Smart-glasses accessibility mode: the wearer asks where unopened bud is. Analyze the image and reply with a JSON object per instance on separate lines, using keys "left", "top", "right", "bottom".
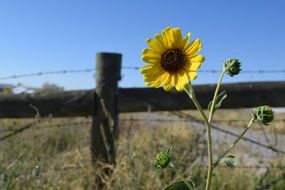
{"left": 253, "top": 105, "right": 274, "bottom": 125}
{"left": 224, "top": 58, "right": 241, "bottom": 77}
{"left": 154, "top": 152, "right": 171, "bottom": 168}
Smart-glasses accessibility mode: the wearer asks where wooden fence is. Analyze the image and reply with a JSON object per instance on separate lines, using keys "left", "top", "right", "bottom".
{"left": 1, "top": 81, "right": 285, "bottom": 118}
{"left": 0, "top": 52, "right": 285, "bottom": 186}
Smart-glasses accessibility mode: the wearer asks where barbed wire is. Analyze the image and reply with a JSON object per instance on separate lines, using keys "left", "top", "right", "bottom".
{"left": 118, "top": 87, "right": 285, "bottom": 155}
{"left": 0, "top": 91, "right": 91, "bottom": 141}
{"left": 120, "top": 118, "right": 285, "bottom": 123}
{"left": 1, "top": 67, "right": 285, "bottom": 80}
{"left": 3, "top": 163, "right": 285, "bottom": 178}
{"left": 0, "top": 120, "right": 92, "bottom": 133}
{"left": 1, "top": 114, "right": 285, "bottom": 155}
{"left": 1, "top": 116, "right": 285, "bottom": 189}
{"left": 120, "top": 117, "right": 285, "bottom": 154}
{"left": 1, "top": 117, "right": 284, "bottom": 133}
{"left": 1, "top": 88, "right": 285, "bottom": 153}
{"left": 0, "top": 68, "right": 95, "bottom": 80}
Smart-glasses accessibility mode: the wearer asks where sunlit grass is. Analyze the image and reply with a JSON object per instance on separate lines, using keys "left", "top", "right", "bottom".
{"left": 0, "top": 112, "right": 284, "bottom": 189}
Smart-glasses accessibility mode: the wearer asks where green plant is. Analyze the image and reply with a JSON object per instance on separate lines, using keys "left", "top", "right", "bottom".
{"left": 140, "top": 27, "right": 275, "bottom": 190}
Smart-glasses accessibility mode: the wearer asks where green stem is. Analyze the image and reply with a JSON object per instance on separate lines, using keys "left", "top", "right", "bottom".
{"left": 208, "top": 71, "right": 226, "bottom": 123}
{"left": 185, "top": 70, "right": 226, "bottom": 190}
{"left": 204, "top": 71, "right": 226, "bottom": 190}
{"left": 184, "top": 84, "right": 212, "bottom": 190}
{"left": 213, "top": 118, "right": 254, "bottom": 168}
{"left": 184, "top": 84, "right": 209, "bottom": 126}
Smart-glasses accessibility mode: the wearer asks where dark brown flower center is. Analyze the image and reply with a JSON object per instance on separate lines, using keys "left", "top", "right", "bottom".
{"left": 160, "top": 48, "right": 186, "bottom": 73}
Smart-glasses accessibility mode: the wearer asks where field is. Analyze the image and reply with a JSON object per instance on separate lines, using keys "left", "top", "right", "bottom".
{"left": 0, "top": 109, "right": 285, "bottom": 190}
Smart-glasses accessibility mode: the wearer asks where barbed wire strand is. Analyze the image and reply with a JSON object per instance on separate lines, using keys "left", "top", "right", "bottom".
{"left": 1, "top": 86, "right": 285, "bottom": 153}
{"left": 4, "top": 164, "right": 285, "bottom": 179}
{"left": 1, "top": 67, "right": 285, "bottom": 80}
{"left": 1, "top": 113, "right": 285, "bottom": 155}
{"left": 0, "top": 91, "right": 91, "bottom": 141}
{"left": 0, "top": 68, "right": 95, "bottom": 80}
{"left": 1, "top": 71, "right": 284, "bottom": 187}
{"left": 0, "top": 120, "right": 92, "bottom": 133}
{"left": 3, "top": 117, "right": 285, "bottom": 133}
{"left": 121, "top": 118, "right": 285, "bottom": 123}
{"left": 121, "top": 117, "right": 285, "bottom": 154}
{"left": 119, "top": 91, "right": 285, "bottom": 155}
{"left": 1, "top": 116, "right": 285, "bottom": 187}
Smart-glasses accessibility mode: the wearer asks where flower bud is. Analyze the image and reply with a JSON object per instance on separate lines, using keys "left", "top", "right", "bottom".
{"left": 154, "top": 151, "right": 171, "bottom": 169}
{"left": 253, "top": 105, "right": 274, "bottom": 125}
{"left": 154, "top": 146, "right": 172, "bottom": 168}
{"left": 223, "top": 58, "right": 241, "bottom": 77}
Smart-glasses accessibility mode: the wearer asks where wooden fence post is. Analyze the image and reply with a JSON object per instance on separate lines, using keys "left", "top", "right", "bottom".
{"left": 91, "top": 52, "right": 122, "bottom": 184}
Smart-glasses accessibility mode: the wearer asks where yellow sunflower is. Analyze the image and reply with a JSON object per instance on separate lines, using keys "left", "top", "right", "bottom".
{"left": 140, "top": 27, "right": 205, "bottom": 91}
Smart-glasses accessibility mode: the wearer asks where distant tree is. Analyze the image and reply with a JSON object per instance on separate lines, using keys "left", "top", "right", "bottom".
{"left": 0, "top": 84, "right": 14, "bottom": 95}
{"left": 34, "top": 83, "right": 64, "bottom": 94}
{"left": 0, "top": 87, "right": 13, "bottom": 95}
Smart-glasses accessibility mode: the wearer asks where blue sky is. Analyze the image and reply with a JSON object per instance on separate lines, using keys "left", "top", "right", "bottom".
{"left": 0, "top": 0, "right": 284, "bottom": 90}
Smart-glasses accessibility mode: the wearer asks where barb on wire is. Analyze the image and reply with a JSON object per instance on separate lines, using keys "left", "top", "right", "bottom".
{"left": 0, "top": 68, "right": 95, "bottom": 80}
{"left": 1, "top": 67, "right": 285, "bottom": 80}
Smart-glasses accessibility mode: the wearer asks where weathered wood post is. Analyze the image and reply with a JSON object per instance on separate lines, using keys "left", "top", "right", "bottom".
{"left": 91, "top": 52, "right": 122, "bottom": 184}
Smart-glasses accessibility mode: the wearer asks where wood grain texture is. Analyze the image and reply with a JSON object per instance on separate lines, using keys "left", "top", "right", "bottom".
{"left": 0, "top": 81, "right": 284, "bottom": 118}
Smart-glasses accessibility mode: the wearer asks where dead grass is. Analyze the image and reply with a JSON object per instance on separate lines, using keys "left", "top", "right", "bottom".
{"left": 0, "top": 111, "right": 285, "bottom": 189}
{"left": 159, "top": 108, "right": 285, "bottom": 134}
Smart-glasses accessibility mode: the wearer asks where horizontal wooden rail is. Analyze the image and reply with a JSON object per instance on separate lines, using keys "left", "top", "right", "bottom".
{"left": 0, "top": 81, "right": 284, "bottom": 118}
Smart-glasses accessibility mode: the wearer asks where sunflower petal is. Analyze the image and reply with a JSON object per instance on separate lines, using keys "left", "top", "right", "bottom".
{"left": 189, "top": 62, "right": 202, "bottom": 71}
{"left": 189, "top": 72, "right": 197, "bottom": 80}
{"left": 180, "top": 72, "right": 190, "bottom": 87}
{"left": 152, "top": 77, "right": 162, "bottom": 88}
{"left": 174, "top": 72, "right": 189, "bottom": 91}
{"left": 181, "top": 32, "right": 191, "bottom": 48}
{"left": 147, "top": 38, "right": 163, "bottom": 53}
{"left": 162, "top": 27, "right": 172, "bottom": 48}
{"left": 172, "top": 28, "right": 182, "bottom": 48}
{"left": 144, "top": 73, "right": 160, "bottom": 83}
{"left": 155, "top": 34, "right": 166, "bottom": 50}
{"left": 190, "top": 55, "right": 205, "bottom": 63}
{"left": 185, "top": 39, "right": 203, "bottom": 56}
{"left": 164, "top": 74, "right": 174, "bottom": 91}
{"left": 160, "top": 71, "right": 169, "bottom": 84}
{"left": 175, "top": 81, "right": 184, "bottom": 91}
{"left": 142, "top": 57, "right": 160, "bottom": 64}
{"left": 141, "top": 27, "right": 204, "bottom": 91}
{"left": 142, "top": 48, "right": 160, "bottom": 58}
{"left": 142, "top": 48, "right": 161, "bottom": 63}
{"left": 140, "top": 64, "right": 162, "bottom": 74}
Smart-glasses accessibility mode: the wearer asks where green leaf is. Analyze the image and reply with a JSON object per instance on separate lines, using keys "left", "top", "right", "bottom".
{"left": 163, "top": 180, "right": 196, "bottom": 190}
{"left": 219, "top": 155, "right": 239, "bottom": 168}
{"left": 208, "top": 90, "right": 227, "bottom": 114}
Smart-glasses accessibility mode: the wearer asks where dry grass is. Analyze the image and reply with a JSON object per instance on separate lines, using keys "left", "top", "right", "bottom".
{"left": 0, "top": 111, "right": 285, "bottom": 189}
{"left": 160, "top": 108, "right": 285, "bottom": 134}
